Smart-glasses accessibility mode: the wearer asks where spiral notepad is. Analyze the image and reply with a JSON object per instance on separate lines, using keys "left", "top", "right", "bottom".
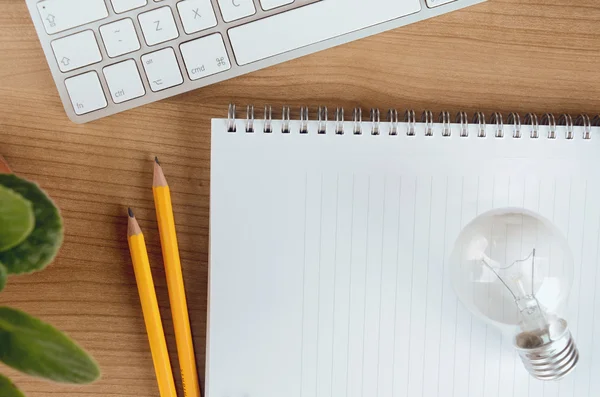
{"left": 208, "top": 105, "right": 600, "bottom": 397}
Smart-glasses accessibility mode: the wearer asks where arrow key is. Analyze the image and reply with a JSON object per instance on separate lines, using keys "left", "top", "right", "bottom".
{"left": 51, "top": 30, "right": 102, "bottom": 73}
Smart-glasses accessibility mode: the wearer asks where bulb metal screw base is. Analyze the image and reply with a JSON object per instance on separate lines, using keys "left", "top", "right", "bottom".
{"left": 516, "top": 326, "right": 579, "bottom": 381}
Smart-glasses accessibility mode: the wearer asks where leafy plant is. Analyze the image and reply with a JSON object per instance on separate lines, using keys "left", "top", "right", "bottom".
{"left": 0, "top": 158, "right": 100, "bottom": 396}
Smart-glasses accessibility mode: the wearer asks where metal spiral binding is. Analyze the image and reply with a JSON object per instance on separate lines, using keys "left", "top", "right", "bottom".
{"left": 388, "top": 109, "right": 399, "bottom": 136}
{"left": 264, "top": 105, "right": 272, "bottom": 133}
{"left": 421, "top": 110, "right": 434, "bottom": 137}
{"left": 226, "top": 105, "right": 597, "bottom": 140}
{"left": 558, "top": 114, "right": 573, "bottom": 140}
{"left": 282, "top": 106, "right": 290, "bottom": 134}
{"left": 507, "top": 113, "right": 521, "bottom": 138}
{"left": 300, "top": 106, "right": 309, "bottom": 134}
{"left": 353, "top": 108, "right": 362, "bottom": 135}
{"left": 227, "top": 103, "right": 236, "bottom": 132}
{"left": 524, "top": 113, "right": 539, "bottom": 139}
{"left": 245, "top": 105, "right": 254, "bottom": 133}
{"left": 576, "top": 114, "right": 592, "bottom": 140}
{"left": 439, "top": 111, "right": 451, "bottom": 137}
{"left": 318, "top": 107, "right": 328, "bottom": 134}
{"left": 490, "top": 113, "right": 504, "bottom": 138}
{"left": 541, "top": 113, "right": 557, "bottom": 139}
{"left": 335, "top": 108, "right": 344, "bottom": 135}
{"left": 456, "top": 111, "right": 468, "bottom": 137}
{"left": 371, "top": 108, "right": 380, "bottom": 135}
{"left": 473, "top": 112, "right": 486, "bottom": 138}
{"left": 404, "top": 109, "right": 416, "bottom": 136}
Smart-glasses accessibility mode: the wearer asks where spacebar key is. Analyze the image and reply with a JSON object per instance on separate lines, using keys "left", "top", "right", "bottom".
{"left": 37, "top": 0, "right": 109, "bottom": 35}
{"left": 229, "top": 0, "right": 421, "bottom": 65}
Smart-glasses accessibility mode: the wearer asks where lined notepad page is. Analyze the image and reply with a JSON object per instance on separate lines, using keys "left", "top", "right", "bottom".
{"left": 209, "top": 119, "right": 600, "bottom": 397}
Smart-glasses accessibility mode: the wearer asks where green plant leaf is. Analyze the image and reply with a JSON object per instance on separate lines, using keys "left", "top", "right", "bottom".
{"left": 0, "top": 175, "right": 63, "bottom": 274}
{"left": 0, "top": 373, "right": 25, "bottom": 397}
{"left": 0, "top": 263, "right": 7, "bottom": 292}
{"left": 0, "top": 185, "right": 34, "bottom": 252}
{"left": 0, "top": 307, "right": 100, "bottom": 384}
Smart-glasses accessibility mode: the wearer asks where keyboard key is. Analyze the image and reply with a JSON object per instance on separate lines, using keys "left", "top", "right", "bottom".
{"left": 138, "top": 6, "right": 179, "bottom": 46}
{"left": 103, "top": 60, "right": 146, "bottom": 103}
{"left": 180, "top": 34, "right": 230, "bottom": 80}
{"left": 141, "top": 48, "right": 183, "bottom": 92}
{"left": 259, "top": 0, "right": 294, "bottom": 10}
{"left": 425, "top": 0, "right": 456, "bottom": 7}
{"left": 64, "top": 71, "right": 107, "bottom": 115}
{"left": 51, "top": 30, "right": 102, "bottom": 72}
{"left": 111, "top": 0, "right": 148, "bottom": 14}
{"left": 37, "top": 0, "right": 108, "bottom": 35}
{"left": 217, "top": 0, "right": 255, "bottom": 22}
{"left": 229, "top": 0, "right": 421, "bottom": 65}
{"left": 177, "top": 0, "right": 218, "bottom": 34}
{"left": 100, "top": 19, "right": 141, "bottom": 58}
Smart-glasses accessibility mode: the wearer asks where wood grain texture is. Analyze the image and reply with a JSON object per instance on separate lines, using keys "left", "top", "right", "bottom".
{"left": 1, "top": 0, "right": 599, "bottom": 395}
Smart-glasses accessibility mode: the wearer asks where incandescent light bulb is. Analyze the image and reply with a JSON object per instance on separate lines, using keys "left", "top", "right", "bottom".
{"left": 449, "top": 208, "right": 579, "bottom": 380}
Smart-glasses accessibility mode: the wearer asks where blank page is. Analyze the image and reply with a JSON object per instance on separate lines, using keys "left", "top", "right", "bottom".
{"left": 209, "top": 118, "right": 600, "bottom": 397}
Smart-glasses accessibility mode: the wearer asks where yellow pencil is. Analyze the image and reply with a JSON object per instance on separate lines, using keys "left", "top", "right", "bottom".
{"left": 152, "top": 158, "right": 200, "bottom": 397}
{"left": 0, "top": 155, "right": 11, "bottom": 173}
{"left": 127, "top": 209, "right": 178, "bottom": 397}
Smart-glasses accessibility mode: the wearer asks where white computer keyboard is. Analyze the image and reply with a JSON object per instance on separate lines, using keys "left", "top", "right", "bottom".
{"left": 26, "top": 0, "right": 485, "bottom": 123}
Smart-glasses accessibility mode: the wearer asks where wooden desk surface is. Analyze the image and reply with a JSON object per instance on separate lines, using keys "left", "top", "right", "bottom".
{"left": 1, "top": 0, "right": 600, "bottom": 395}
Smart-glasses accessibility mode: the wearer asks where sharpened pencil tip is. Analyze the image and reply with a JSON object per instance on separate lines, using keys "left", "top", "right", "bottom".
{"left": 154, "top": 156, "right": 160, "bottom": 165}
{"left": 128, "top": 208, "right": 134, "bottom": 218}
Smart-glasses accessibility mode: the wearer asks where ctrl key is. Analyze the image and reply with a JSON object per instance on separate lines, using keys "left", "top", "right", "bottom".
{"left": 103, "top": 60, "right": 146, "bottom": 104}
{"left": 65, "top": 72, "right": 107, "bottom": 115}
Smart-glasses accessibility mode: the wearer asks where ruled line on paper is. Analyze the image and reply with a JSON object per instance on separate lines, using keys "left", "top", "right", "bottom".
{"left": 511, "top": 177, "right": 527, "bottom": 397}
{"left": 556, "top": 178, "right": 573, "bottom": 397}
{"left": 406, "top": 178, "right": 418, "bottom": 397}
{"left": 502, "top": 176, "right": 521, "bottom": 394}
{"left": 575, "top": 181, "right": 588, "bottom": 342}
{"left": 511, "top": 179, "right": 526, "bottom": 397}
{"left": 375, "top": 177, "right": 387, "bottom": 397}
{"left": 574, "top": 179, "right": 598, "bottom": 397}
{"left": 420, "top": 176, "right": 435, "bottom": 396}
{"left": 467, "top": 176, "right": 481, "bottom": 397}
{"left": 497, "top": 176, "right": 513, "bottom": 397}
{"left": 436, "top": 176, "right": 451, "bottom": 396}
{"left": 437, "top": 176, "right": 460, "bottom": 396}
{"left": 344, "top": 175, "right": 355, "bottom": 397}
{"left": 482, "top": 175, "right": 497, "bottom": 395}
{"left": 589, "top": 213, "right": 600, "bottom": 394}
{"left": 543, "top": 176, "right": 552, "bottom": 397}
{"left": 391, "top": 177, "right": 402, "bottom": 397}
{"left": 315, "top": 174, "right": 324, "bottom": 397}
{"left": 330, "top": 174, "right": 340, "bottom": 397}
{"left": 300, "top": 172, "right": 308, "bottom": 397}
{"left": 529, "top": 177, "right": 542, "bottom": 397}
{"left": 452, "top": 176, "right": 465, "bottom": 397}
{"left": 529, "top": 177, "right": 550, "bottom": 397}
{"left": 359, "top": 177, "right": 370, "bottom": 397}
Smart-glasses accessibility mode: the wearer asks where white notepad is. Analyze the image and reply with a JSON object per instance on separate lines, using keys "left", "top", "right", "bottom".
{"left": 209, "top": 109, "right": 600, "bottom": 397}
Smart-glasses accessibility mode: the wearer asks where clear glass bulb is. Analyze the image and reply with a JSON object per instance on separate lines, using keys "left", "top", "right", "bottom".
{"left": 449, "top": 208, "right": 579, "bottom": 380}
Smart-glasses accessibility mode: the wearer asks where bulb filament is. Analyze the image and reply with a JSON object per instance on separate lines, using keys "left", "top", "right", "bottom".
{"left": 480, "top": 248, "right": 549, "bottom": 332}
